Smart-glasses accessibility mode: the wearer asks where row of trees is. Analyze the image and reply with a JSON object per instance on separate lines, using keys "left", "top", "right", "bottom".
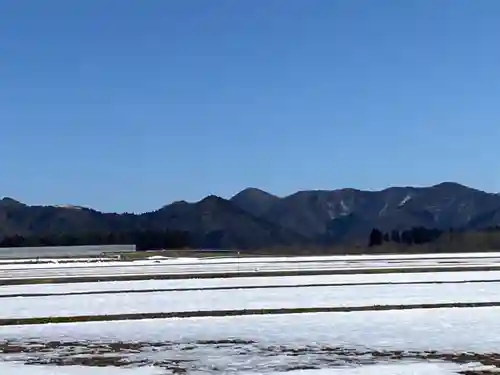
{"left": 2, "top": 226, "right": 500, "bottom": 253}
{"left": 368, "top": 227, "right": 443, "bottom": 247}
{"left": 0, "top": 230, "right": 192, "bottom": 251}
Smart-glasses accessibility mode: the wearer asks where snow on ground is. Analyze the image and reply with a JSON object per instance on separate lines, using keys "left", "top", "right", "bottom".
{"left": 2, "top": 251, "right": 500, "bottom": 270}
{"left": 2, "top": 308, "right": 500, "bottom": 374}
{"left": 0, "top": 258, "right": 116, "bottom": 264}
{"left": 2, "top": 307, "right": 499, "bottom": 354}
{"left": 2, "top": 281, "right": 500, "bottom": 319}
{"left": 0, "top": 361, "right": 476, "bottom": 375}
{"left": 3, "top": 254, "right": 500, "bottom": 373}
{"left": 0, "top": 362, "right": 164, "bottom": 374}
{"left": 267, "top": 363, "right": 470, "bottom": 375}
{"left": 3, "top": 261, "right": 500, "bottom": 282}
{"left": 1, "top": 270, "right": 500, "bottom": 296}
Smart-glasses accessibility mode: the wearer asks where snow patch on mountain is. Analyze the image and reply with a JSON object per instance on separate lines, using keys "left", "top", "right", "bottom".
{"left": 340, "top": 200, "right": 350, "bottom": 216}
{"left": 53, "top": 205, "right": 84, "bottom": 210}
{"left": 398, "top": 195, "right": 412, "bottom": 208}
{"left": 379, "top": 203, "right": 388, "bottom": 216}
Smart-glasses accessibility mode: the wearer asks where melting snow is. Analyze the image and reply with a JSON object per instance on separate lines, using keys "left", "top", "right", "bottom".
{"left": 326, "top": 202, "right": 336, "bottom": 219}
{"left": 379, "top": 203, "right": 388, "bottom": 216}
{"left": 266, "top": 362, "right": 468, "bottom": 374}
{"left": 398, "top": 195, "right": 412, "bottom": 207}
{"left": 52, "top": 205, "right": 84, "bottom": 210}
{"left": 0, "top": 361, "right": 475, "bottom": 374}
{"left": 340, "top": 199, "right": 350, "bottom": 216}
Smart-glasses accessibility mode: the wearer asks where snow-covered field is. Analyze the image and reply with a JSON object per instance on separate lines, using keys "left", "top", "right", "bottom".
{"left": 0, "top": 257, "right": 118, "bottom": 265}
{"left": 2, "top": 281, "right": 500, "bottom": 319}
{"left": 2, "top": 269, "right": 500, "bottom": 296}
{"left": 2, "top": 307, "right": 499, "bottom": 352}
{"left": 1, "top": 309, "right": 500, "bottom": 373}
{"left": 0, "top": 361, "right": 488, "bottom": 375}
{"left": 3, "top": 252, "right": 500, "bottom": 281}
{"left": 2, "top": 253, "right": 500, "bottom": 374}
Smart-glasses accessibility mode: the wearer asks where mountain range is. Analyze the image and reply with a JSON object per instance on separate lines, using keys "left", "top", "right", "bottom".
{"left": 2, "top": 182, "right": 500, "bottom": 249}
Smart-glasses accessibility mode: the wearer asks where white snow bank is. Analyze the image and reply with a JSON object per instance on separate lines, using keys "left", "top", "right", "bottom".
{"left": 0, "top": 362, "right": 163, "bottom": 374}
{"left": 2, "top": 307, "right": 500, "bottom": 354}
{"left": 0, "top": 361, "right": 482, "bottom": 374}
{"left": 266, "top": 362, "right": 463, "bottom": 374}
{"left": 2, "top": 251, "right": 500, "bottom": 270}
{"left": 1, "top": 270, "right": 499, "bottom": 296}
{"left": 2, "top": 281, "right": 499, "bottom": 319}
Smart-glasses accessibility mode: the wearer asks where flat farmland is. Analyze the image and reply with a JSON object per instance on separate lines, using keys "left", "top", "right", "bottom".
{"left": 3, "top": 252, "right": 500, "bottom": 283}
{"left": 1, "top": 252, "right": 500, "bottom": 374}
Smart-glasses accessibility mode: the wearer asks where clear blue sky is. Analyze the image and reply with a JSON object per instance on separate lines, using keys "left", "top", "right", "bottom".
{"left": 1, "top": 0, "right": 499, "bottom": 213}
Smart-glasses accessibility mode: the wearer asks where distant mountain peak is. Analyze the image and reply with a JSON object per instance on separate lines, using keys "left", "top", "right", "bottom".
{"left": 171, "top": 200, "right": 188, "bottom": 205}
{"left": 231, "top": 187, "right": 277, "bottom": 200}
{"left": 2, "top": 181, "right": 500, "bottom": 250}
{"left": 0, "top": 197, "right": 24, "bottom": 206}
{"left": 430, "top": 182, "right": 487, "bottom": 196}
{"left": 201, "top": 194, "right": 223, "bottom": 201}
{"left": 431, "top": 182, "right": 471, "bottom": 190}
{"left": 230, "top": 187, "right": 280, "bottom": 217}
{"left": 198, "top": 195, "right": 227, "bottom": 205}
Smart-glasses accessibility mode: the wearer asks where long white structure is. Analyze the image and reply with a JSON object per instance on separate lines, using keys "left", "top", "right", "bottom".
{"left": 0, "top": 244, "right": 136, "bottom": 259}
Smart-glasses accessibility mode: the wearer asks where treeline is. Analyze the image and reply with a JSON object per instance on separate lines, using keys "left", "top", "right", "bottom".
{"left": 368, "top": 226, "right": 500, "bottom": 252}
{"left": 368, "top": 227, "right": 444, "bottom": 247}
{"left": 0, "top": 230, "right": 192, "bottom": 251}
